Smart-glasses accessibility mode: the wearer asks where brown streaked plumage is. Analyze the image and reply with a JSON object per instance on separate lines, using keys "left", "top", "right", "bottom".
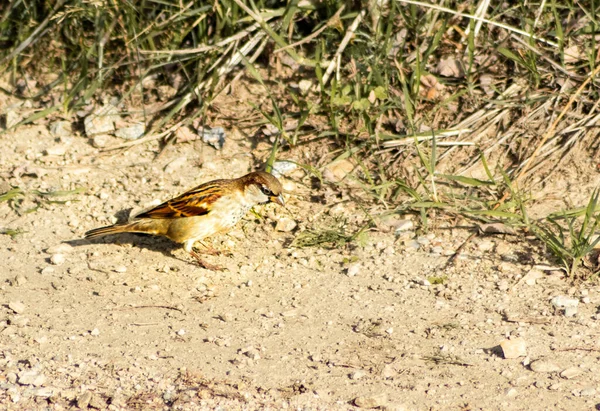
{"left": 85, "top": 171, "right": 284, "bottom": 269}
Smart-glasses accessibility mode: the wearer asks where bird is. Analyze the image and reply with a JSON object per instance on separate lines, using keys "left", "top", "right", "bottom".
{"left": 85, "top": 171, "right": 285, "bottom": 270}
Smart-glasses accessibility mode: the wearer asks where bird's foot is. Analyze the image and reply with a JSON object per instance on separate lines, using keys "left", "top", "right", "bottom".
{"left": 189, "top": 250, "right": 224, "bottom": 271}
{"left": 196, "top": 243, "right": 233, "bottom": 257}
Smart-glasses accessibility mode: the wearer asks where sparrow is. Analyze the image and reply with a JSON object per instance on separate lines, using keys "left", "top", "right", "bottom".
{"left": 85, "top": 171, "right": 284, "bottom": 269}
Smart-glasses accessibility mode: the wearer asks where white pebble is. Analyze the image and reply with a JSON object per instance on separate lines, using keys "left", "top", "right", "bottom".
{"left": 50, "top": 254, "right": 65, "bottom": 265}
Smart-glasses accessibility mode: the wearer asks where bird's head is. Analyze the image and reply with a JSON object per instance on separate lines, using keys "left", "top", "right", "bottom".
{"left": 241, "top": 171, "right": 285, "bottom": 206}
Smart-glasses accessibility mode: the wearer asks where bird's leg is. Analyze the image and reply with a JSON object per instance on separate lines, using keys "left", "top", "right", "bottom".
{"left": 195, "top": 240, "right": 233, "bottom": 257}
{"left": 189, "top": 249, "right": 224, "bottom": 271}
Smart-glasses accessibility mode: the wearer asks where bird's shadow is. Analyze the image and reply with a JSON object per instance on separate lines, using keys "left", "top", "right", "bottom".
{"left": 66, "top": 208, "right": 190, "bottom": 263}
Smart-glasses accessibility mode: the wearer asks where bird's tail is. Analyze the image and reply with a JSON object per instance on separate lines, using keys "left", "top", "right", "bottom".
{"left": 84, "top": 220, "right": 167, "bottom": 239}
{"left": 85, "top": 223, "right": 133, "bottom": 239}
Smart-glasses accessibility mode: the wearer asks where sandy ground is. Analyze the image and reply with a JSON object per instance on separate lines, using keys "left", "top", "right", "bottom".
{"left": 2, "top": 117, "right": 600, "bottom": 411}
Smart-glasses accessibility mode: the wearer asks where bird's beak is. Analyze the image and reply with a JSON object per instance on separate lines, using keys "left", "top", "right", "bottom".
{"left": 270, "top": 194, "right": 285, "bottom": 206}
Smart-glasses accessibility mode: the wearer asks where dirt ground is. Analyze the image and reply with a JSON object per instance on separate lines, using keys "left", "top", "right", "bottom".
{"left": 2, "top": 103, "right": 600, "bottom": 411}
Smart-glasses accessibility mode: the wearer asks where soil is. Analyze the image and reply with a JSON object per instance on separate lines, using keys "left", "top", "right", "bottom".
{"left": 2, "top": 105, "right": 600, "bottom": 411}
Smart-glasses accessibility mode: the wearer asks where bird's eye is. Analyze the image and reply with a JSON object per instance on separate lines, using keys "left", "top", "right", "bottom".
{"left": 260, "top": 185, "right": 273, "bottom": 196}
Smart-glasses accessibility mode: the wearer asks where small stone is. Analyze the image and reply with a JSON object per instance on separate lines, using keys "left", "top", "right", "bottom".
{"left": 41, "top": 267, "right": 55, "bottom": 275}
{"left": 523, "top": 269, "right": 543, "bottom": 286}
{"left": 530, "top": 359, "right": 561, "bottom": 373}
{"left": 50, "top": 254, "right": 65, "bottom": 265}
{"left": 90, "top": 328, "right": 100, "bottom": 336}
{"left": 115, "top": 122, "right": 145, "bottom": 140}
{"left": 84, "top": 105, "right": 119, "bottom": 136}
{"left": 10, "top": 315, "right": 29, "bottom": 327}
{"left": 4, "top": 110, "right": 20, "bottom": 129}
{"left": 18, "top": 370, "right": 46, "bottom": 386}
{"left": 177, "top": 329, "right": 186, "bottom": 336}
{"left": 394, "top": 219, "right": 414, "bottom": 233}
{"left": 505, "top": 387, "right": 517, "bottom": 397}
{"left": 275, "top": 217, "right": 297, "bottom": 232}
{"left": 92, "top": 134, "right": 109, "bottom": 148}
{"left": 497, "top": 280, "right": 510, "bottom": 291}
{"left": 350, "top": 370, "right": 366, "bottom": 380}
{"left": 323, "top": 159, "right": 354, "bottom": 182}
{"left": 551, "top": 295, "right": 579, "bottom": 308}
{"left": 549, "top": 383, "right": 561, "bottom": 391}
{"left": 89, "top": 393, "right": 106, "bottom": 409}
{"left": 354, "top": 394, "right": 387, "bottom": 408}
{"left": 582, "top": 297, "right": 591, "bottom": 304}
{"left": 281, "top": 310, "right": 297, "bottom": 317}
{"left": 346, "top": 264, "right": 360, "bottom": 277}
{"left": 46, "top": 243, "right": 73, "bottom": 254}
{"left": 77, "top": 391, "right": 92, "bottom": 409}
{"left": 45, "top": 145, "right": 67, "bottom": 156}
{"left": 500, "top": 337, "right": 527, "bottom": 359}
{"left": 416, "top": 236, "right": 430, "bottom": 246}
{"left": 298, "top": 79, "right": 312, "bottom": 95}
{"left": 564, "top": 306, "right": 578, "bottom": 317}
{"left": 560, "top": 367, "right": 581, "bottom": 379}
{"left": 113, "top": 265, "right": 127, "bottom": 273}
{"left": 12, "top": 274, "right": 27, "bottom": 286}
{"left": 33, "top": 387, "right": 54, "bottom": 398}
{"left": 271, "top": 161, "right": 297, "bottom": 178}
{"left": 243, "top": 347, "right": 261, "bottom": 360}
{"left": 49, "top": 121, "right": 72, "bottom": 137}
{"left": 198, "top": 126, "right": 225, "bottom": 149}
{"left": 477, "top": 240, "right": 495, "bottom": 252}
{"left": 581, "top": 387, "right": 597, "bottom": 397}
{"left": 8, "top": 301, "right": 26, "bottom": 314}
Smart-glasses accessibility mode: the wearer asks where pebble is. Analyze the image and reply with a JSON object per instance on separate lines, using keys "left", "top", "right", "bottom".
{"left": 560, "top": 367, "right": 581, "bottom": 379}
{"left": 49, "top": 120, "right": 72, "bottom": 137}
{"left": 346, "top": 264, "right": 360, "bottom": 277}
{"left": 50, "top": 254, "right": 65, "bottom": 265}
{"left": 11, "top": 274, "right": 27, "bottom": 286}
{"left": 500, "top": 337, "right": 527, "bottom": 359}
{"left": 551, "top": 295, "right": 579, "bottom": 317}
{"left": 33, "top": 387, "right": 54, "bottom": 398}
{"left": 41, "top": 267, "right": 55, "bottom": 275}
{"left": 497, "top": 280, "right": 510, "bottom": 291}
{"left": 115, "top": 122, "right": 145, "bottom": 140}
{"left": 416, "top": 236, "right": 430, "bottom": 246}
{"left": 354, "top": 394, "right": 387, "bottom": 408}
{"left": 8, "top": 301, "right": 26, "bottom": 314}
{"left": 45, "top": 145, "right": 67, "bottom": 156}
{"left": 18, "top": 370, "right": 46, "bottom": 386}
{"left": 46, "top": 243, "right": 73, "bottom": 254}
{"left": 271, "top": 161, "right": 297, "bottom": 177}
{"left": 394, "top": 219, "right": 414, "bottom": 233}
{"left": 298, "top": 79, "right": 312, "bottom": 95}
{"left": 77, "top": 391, "right": 92, "bottom": 408}
{"left": 350, "top": 370, "right": 366, "bottom": 380}
{"left": 114, "top": 265, "right": 127, "bottom": 273}
{"left": 199, "top": 126, "right": 226, "bottom": 149}
{"left": 84, "top": 105, "right": 119, "bottom": 136}
{"left": 551, "top": 295, "right": 579, "bottom": 308}
{"left": 477, "top": 240, "right": 495, "bottom": 252}
{"left": 92, "top": 134, "right": 109, "bottom": 148}
{"left": 323, "top": 159, "right": 354, "bottom": 182}
{"left": 530, "top": 359, "right": 561, "bottom": 373}
{"left": 523, "top": 269, "right": 543, "bottom": 286}
{"left": 505, "top": 387, "right": 517, "bottom": 397}
{"left": 581, "top": 387, "right": 597, "bottom": 396}
{"left": 90, "top": 328, "right": 100, "bottom": 336}
{"left": 275, "top": 217, "right": 297, "bottom": 232}
{"left": 10, "top": 316, "right": 29, "bottom": 328}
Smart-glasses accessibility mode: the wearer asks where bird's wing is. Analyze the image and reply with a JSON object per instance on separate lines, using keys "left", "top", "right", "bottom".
{"left": 135, "top": 181, "right": 227, "bottom": 219}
